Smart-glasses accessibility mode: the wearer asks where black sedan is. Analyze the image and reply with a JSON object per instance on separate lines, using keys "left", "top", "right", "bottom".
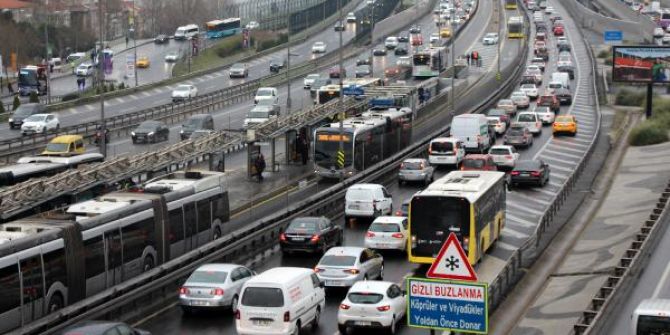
{"left": 60, "top": 321, "right": 151, "bottom": 335}
{"left": 269, "top": 59, "right": 286, "bottom": 73}
{"left": 409, "top": 25, "right": 421, "bottom": 34}
{"left": 356, "top": 57, "right": 372, "bottom": 66}
{"left": 398, "top": 33, "right": 409, "bottom": 42}
{"left": 394, "top": 43, "right": 409, "bottom": 56}
{"left": 280, "top": 217, "right": 343, "bottom": 254}
{"left": 510, "top": 160, "right": 551, "bottom": 187}
{"left": 554, "top": 87, "right": 573, "bottom": 105}
{"left": 373, "top": 47, "right": 387, "bottom": 56}
{"left": 154, "top": 34, "right": 169, "bottom": 44}
{"left": 131, "top": 120, "right": 170, "bottom": 144}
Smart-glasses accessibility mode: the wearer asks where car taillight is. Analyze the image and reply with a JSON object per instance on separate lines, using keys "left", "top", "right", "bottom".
{"left": 531, "top": 171, "right": 541, "bottom": 177}
{"left": 314, "top": 267, "right": 324, "bottom": 272}
{"left": 505, "top": 155, "right": 513, "bottom": 159}
{"left": 377, "top": 305, "right": 391, "bottom": 312}
{"left": 344, "top": 269, "right": 360, "bottom": 274}
{"left": 395, "top": 210, "right": 402, "bottom": 216}
{"left": 179, "top": 287, "right": 189, "bottom": 295}
{"left": 340, "top": 303, "right": 351, "bottom": 310}
{"left": 392, "top": 233, "right": 404, "bottom": 239}
{"left": 279, "top": 233, "right": 286, "bottom": 242}
{"left": 235, "top": 310, "right": 241, "bottom": 319}
{"left": 463, "top": 237, "right": 469, "bottom": 250}
{"left": 366, "top": 231, "right": 376, "bottom": 238}
{"left": 284, "top": 311, "right": 290, "bottom": 322}
{"left": 511, "top": 171, "right": 520, "bottom": 176}
{"left": 553, "top": 122, "right": 558, "bottom": 127}
{"left": 212, "top": 288, "right": 224, "bottom": 296}
{"left": 428, "top": 147, "right": 432, "bottom": 154}
{"left": 311, "top": 234, "right": 320, "bottom": 242}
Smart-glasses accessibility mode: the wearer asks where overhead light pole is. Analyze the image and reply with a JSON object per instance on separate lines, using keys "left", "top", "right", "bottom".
{"left": 99, "top": 0, "right": 107, "bottom": 158}
{"left": 338, "top": 0, "right": 344, "bottom": 182}
{"left": 450, "top": 10, "right": 457, "bottom": 116}
{"left": 45, "top": 0, "right": 51, "bottom": 104}
{"left": 286, "top": 0, "right": 292, "bottom": 112}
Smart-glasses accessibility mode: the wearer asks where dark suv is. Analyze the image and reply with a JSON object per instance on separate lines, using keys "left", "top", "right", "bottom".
{"left": 280, "top": 217, "right": 343, "bottom": 254}
{"left": 269, "top": 59, "right": 287, "bottom": 73}
{"left": 9, "top": 103, "right": 46, "bottom": 129}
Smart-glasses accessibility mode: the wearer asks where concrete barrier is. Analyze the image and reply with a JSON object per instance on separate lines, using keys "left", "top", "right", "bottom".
{"left": 563, "top": 0, "right": 654, "bottom": 43}
{"left": 372, "top": 0, "right": 438, "bottom": 43}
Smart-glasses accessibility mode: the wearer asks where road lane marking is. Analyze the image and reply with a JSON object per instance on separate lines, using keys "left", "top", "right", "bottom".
{"left": 506, "top": 201, "right": 544, "bottom": 216}
{"left": 506, "top": 213, "right": 539, "bottom": 227}
{"left": 542, "top": 148, "right": 583, "bottom": 160}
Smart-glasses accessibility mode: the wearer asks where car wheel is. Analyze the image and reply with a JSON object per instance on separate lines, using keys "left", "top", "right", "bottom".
{"left": 388, "top": 316, "right": 397, "bottom": 335}
{"left": 398, "top": 179, "right": 403, "bottom": 186}
{"left": 143, "top": 256, "right": 155, "bottom": 272}
{"left": 338, "top": 324, "right": 349, "bottom": 335}
{"left": 56, "top": 124, "right": 60, "bottom": 131}
{"left": 311, "top": 307, "right": 321, "bottom": 330}
{"left": 231, "top": 295, "right": 239, "bottom": 314}
{"left": 378, "top": 264, "right": 384, "bottom": 280}
{"left": 291, "top": 321, "right": 300, "bottom": 335}
{"left": 47, "top": 293, "right": 64, "bottom": 313}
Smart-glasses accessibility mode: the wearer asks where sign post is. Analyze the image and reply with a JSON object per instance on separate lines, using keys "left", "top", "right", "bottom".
{"left": 407, "top": 232, "right": 488, "bottom": 334}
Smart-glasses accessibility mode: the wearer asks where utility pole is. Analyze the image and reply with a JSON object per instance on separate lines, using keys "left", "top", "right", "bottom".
{"left": 99, "top": 0, "right": 107, "bottom": 158}
{"left": 338, "top": 0, "right": 344, "bottom": 182}
{"left": 450, "top": 10, "right": 457, "bottom": 115}
{"left": 497, "top": 0, "right": 501, "bottom": 77}
{"left": 286, "top": 0, "right": 292, "bottom": 112}
{"left": 369, "top": 3, "right": 375, "bottom": 76}
{"left": 45, "top": 0, "right": 51, "bottom": 104}
{"left": 133, "top": 0, "right": 138, "bottom": 87}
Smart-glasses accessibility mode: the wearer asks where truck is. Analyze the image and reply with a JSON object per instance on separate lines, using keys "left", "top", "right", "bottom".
{"left": 551, "top": 72, "right": 570, "bottom": 90}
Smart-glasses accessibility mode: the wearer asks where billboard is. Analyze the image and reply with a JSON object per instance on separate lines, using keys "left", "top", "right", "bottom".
{"left": 612, "top": 46, "right": 670, "bottom": 83}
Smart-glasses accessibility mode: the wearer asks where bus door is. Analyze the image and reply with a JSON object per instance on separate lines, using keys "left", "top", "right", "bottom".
{"left": 20, "top": 255, "right": 44, "bottom": 323}
{"left": 104, "top": 228, "right": 123, "bottom": 288}
{"left": 183, "top": 203, "right": 198, "bottom": 252}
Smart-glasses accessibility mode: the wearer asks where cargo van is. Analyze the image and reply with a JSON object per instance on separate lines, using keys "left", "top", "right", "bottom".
{"left": 174, "top": 24, "right": 199, "bottom": 40}
{"left": 451, "top": 114, "right": 491, "bottom": 153}
{"left": 551, "top": 72, "right": 570, "bottom": 90}
{"left": 428, "top": 137, "right": 465, "bottom": 167}
{"left": 236, "top": 267, "right": 325, "bottom": 335}
{"left": 345, "top": 183, "right": 393, "bottom": 222}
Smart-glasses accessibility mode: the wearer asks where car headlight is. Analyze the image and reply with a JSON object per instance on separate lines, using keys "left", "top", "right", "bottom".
{"left": 8, "top": 118, "right": 13, "bottom": 122}
{"left": 180, "top": 130, "right": 184, "bottom": 134}
{"left": 148, "top": 132, "right": 155, "bottom": 136}
{"left": 131, "top": 132, "right": 136, "bottom": 136}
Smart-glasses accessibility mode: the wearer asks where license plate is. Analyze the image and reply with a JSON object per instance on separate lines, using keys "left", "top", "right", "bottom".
{"left": 253, "top": 320, "right": 271, "bottom": 326}
{"left": 326, "top": 280, "right": 345, "bottom": 286}
{"left": 191, "top": 300, "right": 208, "bottom": 306}
{"left": 291, "top": 237, "right": 305, "bottom": 241}
{"left": 521, "top": 173, "right": 530, "bottom": 176}
{"left": 355, "top": 321, "right": 372, "bottom": 326}
{"left": 349, "top": 205, "right": 360, "bottom": 210}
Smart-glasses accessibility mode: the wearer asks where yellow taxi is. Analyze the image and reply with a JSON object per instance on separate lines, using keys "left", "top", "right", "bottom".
{"left": 553, "top": 115, "right": 578, "bottom": 136}
{"left": 136, "top": 56, "right": 150, "bottom": 68}
{"left": 42, "top": 135, "right": 86, "bottom": 156}
{"left": 440, "top": 27, "right": 451, "bottom": 38}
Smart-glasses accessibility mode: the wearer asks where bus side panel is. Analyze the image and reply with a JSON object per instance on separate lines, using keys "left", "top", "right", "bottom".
{"left": 152, "top": 197, "right": 168, "bottom": 264}
{"left": 62, "top": 223, "right": 85, "bottom": 303}
{"left": 0, "top": 260, "right": 21, "bottom": 333}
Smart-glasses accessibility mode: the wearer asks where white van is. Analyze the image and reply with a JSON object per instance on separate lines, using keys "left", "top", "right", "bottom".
{"left": 345, "top": 184, "right": 393, "bottom": 222}
{"left": 551, "top": 72, "right": 570, "bottom": 90}
{"left": 428, "top": 137, "right": 465, "bottom": 167}
{"left": 516, "top": 112, "right": 543, "bottom": 135}
{"left": 547, "top": 81, "right": 564, "bottom": 93}
{"left": 451, "top": 114, "right": 491, "bottom": 153}
{"left": 254, "top": 87, "right": 279, "bottom": 105}
{"left": 236, "top": 267, "right": 325, "bottom": 335}
{"left": 174, "top": 24, "right": 200, "bottom": 40}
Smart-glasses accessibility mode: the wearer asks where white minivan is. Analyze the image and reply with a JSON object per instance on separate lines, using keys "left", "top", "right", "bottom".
{"left": 236, "top": 267, "right": 325, "bottom": 335}
{"left": 428, "top": 137, "right": 465, "bottom": 167}
{"left": 451, "top": 114, "right": 491, "bottom": 153}
{"left": 254, "top": 87, "right": 279, "bottom": 105}
{"left": 551, "top": 72, "right": 570, "bottom": 90}
{"left": 174, "top": 24, "right": 200, "bottom": 40}
{"left": 516, "top": 112, "right": 543, "bottom": 135}
{"left": 345, "top": 184, "right": 393, "bottom": 222}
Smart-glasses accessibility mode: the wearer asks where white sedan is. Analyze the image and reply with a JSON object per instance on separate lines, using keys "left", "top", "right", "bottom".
{"left": 164, "top": 51, "right": 179, "bottom": 62}
{"left": 489, "top": 145, "right": 520, "bottom": 168}
{"left": 364, "top": 216, "right": 408, "bottom": 251}
{"left": 545, "top": 6, "right": 554, "bottom": 14}
{"left": 520, "top": 83, "right": 539, "bottom": 99}
{"left": 338, "top": 281, "right": 407, "bottom": 334}
{"left": 312, "top": 41, "right": 327, "bottom": 53}
{"left": 510, "top": 91, "right": 530, "bottom": 109}
{"left": 172, "top": 84, "right": 198, "bottom": 102}
{"left": 487, "top": 116, "right": 507, "bottom": 135}
{"left": 534, "top": 106, "right": 556, "bottom": 125}
{"left": 21, "top": 113, "right": 60, "bottom": 135}
{"left": 482, "top": 32, "right": 499, "bottom": 45}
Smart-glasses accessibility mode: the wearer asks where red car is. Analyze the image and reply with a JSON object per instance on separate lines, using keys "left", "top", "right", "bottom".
{"left": 537, "top": 94, "right": 560, "bottom": 113}
{"left": 553, "top": 25, "right": 565, "bottom": 36}
{"left": 411, "top": 34, "right": 423, "bottom": 46}
{"left": 461, "top": 154, "right": 498, "bottom": 171}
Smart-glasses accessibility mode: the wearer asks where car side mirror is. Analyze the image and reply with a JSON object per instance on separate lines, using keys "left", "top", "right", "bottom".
{"left": 319, "top": 281, "right": 325, "bottom": 288}
{"left": 402, "top": 289, "right": 407, "bottom": 296}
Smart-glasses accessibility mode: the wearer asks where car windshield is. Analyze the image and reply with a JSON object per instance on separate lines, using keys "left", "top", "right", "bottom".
{"left": 369, "top": 222, "right": 400, "bottom": 232}
{"left": 490, "top": 148, "right": 510, "bottom": 155}
{"left": 518, "top": 114, "right": 536, "bottom": 122}
{"left": 348, "top": 292, "right": 384, "bottom": 304}
{"left": 319, "top": 255, "right": 357, "bottom": 266}
{"left": 257, "top": 89, "right": 273, "bottom": 96}
{"left": 431, "top": 141, "right": 453, "bottom": 152}
{"left": 556, "top": 116, "right": 572, "bottom": 122}
{"left": 241, "top": 287, "right": 284, "bottom": 307}
{"left": 183, "top": 118, "right": 203, "bottom": 130}
{"left": 45, "top": 143, "right": 69, "bottom": 152}
{"left": 287, "top": 220, "right": 319, "bottom": 233}
{"left": 138, "top": 122, "right": 159, "bottom": 131}
{"left": 534, "top": 107, "right": 550, "bottom": 114}
{"left": 176, "top": 85, "right": 191, "bottom": 92}
{"left": 231, "top": 64, "right": 245, "bottom": 70}
{"left": 463, "top": 159, "right": 484, "bottom": 168}
{"left": 247, "top": 111, "right": 270, "bottom": 119}
{"left": 521, "top": 84, "right": 535, "bottom": 90}
{"left": 24, "top": 115, "right": 47, "bottom": 122}
{"left": 515, "top": 161, "right": 540, "bottom": 171}
{"left": 187, "top": 270, "right": 228, "bottom": 283}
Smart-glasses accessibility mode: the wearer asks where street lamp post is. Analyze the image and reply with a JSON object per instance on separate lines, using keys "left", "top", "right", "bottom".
{"left": 99, "top": 0, "right": 107, "bottom": 158}
{"left": 338, "top": 0, "right": 344, "bottom": 182}
{"left": 45, "top": 0, "right": 51, "bottom": 104}
{"left": 286, "top": 0, "right": 292, "bottom": 112}
{"left": 450, "top": 11, "right": 457, "bottom": 115}
{"left": 133, "top": 0, "right": 138, "bottom": 87}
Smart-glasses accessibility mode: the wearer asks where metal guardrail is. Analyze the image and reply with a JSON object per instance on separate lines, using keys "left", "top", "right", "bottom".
{"left": 7, "top": 6, "right": 531, "bottom": 332}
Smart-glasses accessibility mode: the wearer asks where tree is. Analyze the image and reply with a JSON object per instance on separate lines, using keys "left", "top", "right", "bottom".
{"left": 29, "top": 91, "right": 39, "bottom": 103}
{"left": 12, "top": 96, "right": 20, "bottom": 111}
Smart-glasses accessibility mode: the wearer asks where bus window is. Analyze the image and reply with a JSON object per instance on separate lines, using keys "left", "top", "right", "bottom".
{"left": 410, "top": 195, "right": 470, "bottom": 256}
{"left": 314, "top": 133, "right": 353, "bottom": 168}
{"left": 168, "top": 208, "right": 184, "bottom": 243}
{"left": 0, "top": 262, "right": 20, "bottom": 315}
{"left": 43, "top": 248, "right": 67, "bottom": 296}
{"left": 197, "top": 200, "right": 211, "bottom": 233}
{"left": 20, "top": 256, "right": 45, "bottom": 317}
{"left": 84, "top": 236, "right": 106, "bottom": 280}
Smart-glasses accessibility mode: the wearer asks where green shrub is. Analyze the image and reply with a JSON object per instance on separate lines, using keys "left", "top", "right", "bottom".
{"left": 215, "top": 35, "right": 244, "bottom": 58}
{"left": 61, "top": 92, "right": 80, "bottom": 101}
{"left": 109, "top": 84, "right": 115, "bottom": 91}
{"left": 0, "top": 102, "right": 5, "bottom": 114}
{"left": 597, "top": 49, "right": 611, "bottom": 59}
{"left": 629, "top": 120, "right": 669, "bottom": 146}
{"left": 12, "top": 96, "right": 20, "bottom": 110}
{"left": 256, "top": 33, "right": 288, "bottom": 52}
{"left": 29, "top": 91, "right": 39, "bottom": 103}
{"left": 615, "top": 88, "right": 646, "bottom": 106}
{"left": 118, "top": 82, "right": 125, "bottom": 90}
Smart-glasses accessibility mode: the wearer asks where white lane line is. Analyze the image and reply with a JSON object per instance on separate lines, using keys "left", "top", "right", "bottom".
{"left": 506, "top": 201, "right": 545, "bottom": 216}
{"left": 496, "top": 241, "right": 519, "bottom": 251}
{"left": 506, "top": 213, "right": 538, "bottom": 227}
{"left": 529, "top": 187, "right": 558, "bottom": 197}
{"left": 500, "top": 227, "right": 530, "bottom": 239}
{"left": 547, "top": 143, "right": 586, "bottom": 155}
{"left": 141, "top": 91, "right": 151, "bottom": 97}
{"left": 153, "top": 88, "right": 163, "bottom": 94}
{"left": 549, "top": 180, "right": 564, "bottom": 188}
{"left": 68, "top": 107, "right": 77, "bottom": 114}
{"left": 550, "top": 169, "right": 569, "bottom": 179}
{"left": 543, "top": 162, "right": 572, "bottom": 173}
{"left": 510, "top": 192, "right": 552, "bottom": 206}
{"left": 551, "top": 140, "right": 589, "bottom": 148}
{"left": 129, "top": 94, "right": 139, "bottom": 100}
{"left": 543, "top": 148, "right": 583, "bottom": 160}
{"left": 85, "top": 104, "right": 94, "bottom": 111}
{"left": 114, "top": 97, "right": 125, "bottom": 104}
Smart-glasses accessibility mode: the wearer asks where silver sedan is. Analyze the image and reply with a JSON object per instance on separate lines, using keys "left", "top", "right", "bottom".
{"left": 315, "top": 247, "right": 384, "bottom": 288}
{"left": 179, "top": 263, "right": 255, "bottom": 315}
{"left": 398, "top": 158, "right": 434, "bottom": 185}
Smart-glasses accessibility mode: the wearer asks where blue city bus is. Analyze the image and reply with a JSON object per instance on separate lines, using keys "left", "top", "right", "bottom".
{"left": 205, "top": 18, "right": 242, "bottom": 39}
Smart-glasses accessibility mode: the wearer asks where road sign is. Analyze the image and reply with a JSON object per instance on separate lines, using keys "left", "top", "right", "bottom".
{"left": 604, "top": 30, "right": 623, "bottom": 44}
{"left": 426, "top": 232, "right": 478, "bottom": 281}
{"left": 337, "top": 149, "right": 345, "bottom": 168}
{"left": 407, "top": 277, "right": 488, "bottom": 334}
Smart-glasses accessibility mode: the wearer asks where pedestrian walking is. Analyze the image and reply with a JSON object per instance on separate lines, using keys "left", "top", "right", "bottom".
{"left": 466, "top": 53, "right": 471, "bottom": 66}
{"left": 254, "top": 153, "right": 266, "bottom": 182}
{"left": 125, "top": 36, "right": 129, "bottom": 47}
{"left": 76, "top": 77, "right": 82, "bottom": 91}
{"left": 7, "top": 81, "right": 14, "bottom": 95}
{"left": 81, "top": 77, "right": 86, "bottom": 90}
{"left": 299, "top": 135, "right": 309, "bottom": 165}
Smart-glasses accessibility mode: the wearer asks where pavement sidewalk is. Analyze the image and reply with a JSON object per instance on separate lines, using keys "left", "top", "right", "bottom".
{"left": 504, "top": 122, "right": 670, "bottom": 334}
